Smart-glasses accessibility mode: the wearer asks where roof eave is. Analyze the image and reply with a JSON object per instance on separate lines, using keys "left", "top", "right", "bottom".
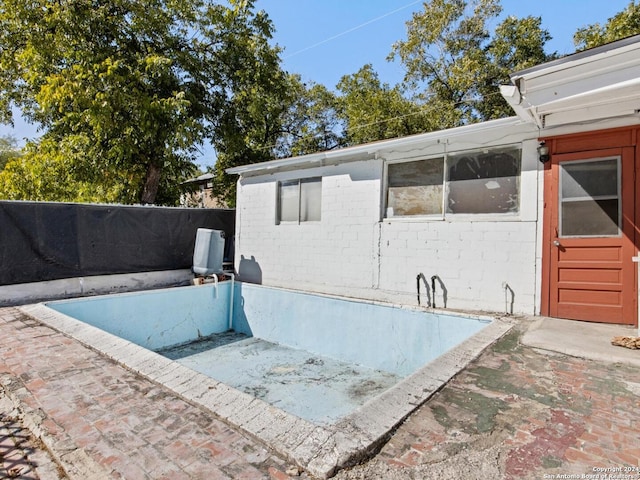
{"left": 501, "top": 35, "right": 640, "bottom": 129}
{"left": 226, "top": 117, "right": 531, "bottom": 177}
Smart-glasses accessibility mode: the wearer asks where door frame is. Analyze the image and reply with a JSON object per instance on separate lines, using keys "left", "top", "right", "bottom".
{"left": 540, "top": 126, "right": 639, "bottom": 325}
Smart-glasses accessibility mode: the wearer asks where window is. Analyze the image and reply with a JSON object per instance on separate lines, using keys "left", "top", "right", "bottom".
{"left": 385, "top": 145, "right": 521, "bottom": 218}
{"left": 446, "top": 146, "right": 521, "bottom": 214}
{"left": 559, "top": 158, "right": 620, "bottom": 237}
{"left": 387, "top": 158, "right": 444, "bottom": 216}
{"left": 277, "top": 177, "right": 321, "bottom": 223}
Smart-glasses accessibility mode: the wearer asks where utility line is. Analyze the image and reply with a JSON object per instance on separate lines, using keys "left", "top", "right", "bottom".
{"left": 283, "top": 0, "right": 423, "bottom": 59}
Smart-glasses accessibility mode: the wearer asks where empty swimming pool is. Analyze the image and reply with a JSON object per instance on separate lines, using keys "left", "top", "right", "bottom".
{"left": 23, "top": 282, "right": 511, "bottom": 478}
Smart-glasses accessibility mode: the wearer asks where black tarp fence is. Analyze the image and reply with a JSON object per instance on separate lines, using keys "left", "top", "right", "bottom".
{"left": 0, "top": 201, "right": 235, "bottom": 286}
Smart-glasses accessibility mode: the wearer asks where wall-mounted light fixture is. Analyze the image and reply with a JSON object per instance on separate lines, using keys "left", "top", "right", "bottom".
{"left": 537, "top": 142, "right": 550, "bottom": 163}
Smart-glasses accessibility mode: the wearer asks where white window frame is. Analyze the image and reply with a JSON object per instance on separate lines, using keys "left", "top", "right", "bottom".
{"left": 385, "top": 156, "right": 446, "bottom": 219}
{"left": 276, "top": 177, "right": 322, "bottom": 225}
{"left": 384, "top": 144, "right": 522, "bottom": 220}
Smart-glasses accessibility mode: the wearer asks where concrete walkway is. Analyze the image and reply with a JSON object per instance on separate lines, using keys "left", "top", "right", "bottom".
{"left": 522, "top": 316, "right": 640, "bottom": 367}
{"left": 1, "top": 307, "right": 640, "bottom": 479}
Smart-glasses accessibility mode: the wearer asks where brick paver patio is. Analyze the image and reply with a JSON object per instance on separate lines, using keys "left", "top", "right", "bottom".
{"left": 335, "top": 327, "right": 640, "bottom": 479}
{"left": 0, "top": 307, "right": 293, "bottom": 479}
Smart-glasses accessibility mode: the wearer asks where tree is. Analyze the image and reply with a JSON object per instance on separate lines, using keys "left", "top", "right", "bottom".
{"left": 277, "top": 75, "right": 345, "bottom": 157}
{"left": 389, "top": 0, "right": 553, "bottom": 126}
{"left": 0, "top": 135, "right": 20, "bottom": 171}
{"left": 209, "top": 51, "right": 292, "bottom": 205}
{"left": 480, "top": 15, "right": 554, "bottom": 119}
{"left": 0, "top": 135, "right": 157, "bottom": 202}
{"left": 336, "top": 65, "right": 436, "bottom": 145}
{"left": 0, "top": 0, "right": 287, "bottom": 205}
{"left": 574, "top": 1, "right": 640, "bottom": 50}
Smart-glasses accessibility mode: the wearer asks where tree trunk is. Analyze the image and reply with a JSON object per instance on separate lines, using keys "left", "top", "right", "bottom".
{"left": 140, "top": 162, "right": 162, "bottom": 204}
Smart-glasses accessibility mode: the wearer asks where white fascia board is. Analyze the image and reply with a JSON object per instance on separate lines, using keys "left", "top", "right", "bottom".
{"left": 504, "top": 44, "right": 640, "bottom": 128}
{"left": 227, "top": 117, "right": 533, "bottom": 177}
{"left": 227, "top": 151, "right": 345, "bottom": 176}
{"left": 515, "top": 45, "right": 640, "bottom": 106}
{"left": 226, "top": 144, "right": 380, "bottom": 176}
{"left": 535, "top": 77, "right": 640, "bottom": 128}
{"left": 376, "top": 117, "right": 537, "bottom": 157}
{"left": 537, "top": 77, "right": 640, "bottom": 115}
{"left": 542, "top": 100, "right": 640, "bottom": 128}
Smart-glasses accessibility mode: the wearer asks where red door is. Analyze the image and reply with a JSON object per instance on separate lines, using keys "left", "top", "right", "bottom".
{"left": 548, "top": 147, "right": 635, "bottom": 324}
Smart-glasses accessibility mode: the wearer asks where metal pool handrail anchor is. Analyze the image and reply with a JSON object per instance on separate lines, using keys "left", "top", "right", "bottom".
{"left": 416, "top": 273, "right": 441, "bottom": 309}
{"left": 430, "top": 275, "right": 437, "bottom": 308}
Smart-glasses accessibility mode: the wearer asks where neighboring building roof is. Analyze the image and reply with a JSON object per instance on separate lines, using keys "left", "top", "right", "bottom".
{"left": 501, "top": 34, "right": 640, "bottom": 128}
{"left": 182, "top": 173, "right": 215, "bottom": 185}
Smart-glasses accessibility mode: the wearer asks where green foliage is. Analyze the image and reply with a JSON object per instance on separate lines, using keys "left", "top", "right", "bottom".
{"left": 268, "top": 68, "right": 438, "bottom": 160}
{"left": 0, "top": 134, "right": 199, "bottom": 204}
{"left": 0, "top": 0, "right": 286, "bottom": 205}
{"left": 574, "top": 1, "right": 640, "bottom": 50}
{"left": 210, "top": 73, "right": 346, "bottom": 205}
{"left": 4, "top": 0, "right": 632, "bottom": 207}
{"left": 336, "top": 65, "right": 436, "bottom": 145}
{"left": 209, "top": 25, "right": 291, "bottom": 205}
{"left": 480, "top": 15, "right": 554, "bottom": 119}
{"left": 1, "top": 137, "right": 136, "bottom": 202}
{"left": 389, "top": 0, "right": 554, "bottom": 126}
{"left": 277, "top": 75, "right": 345, "bottom": 157}
{"left": 0, "top": 135, "right": 21, "bottom": 171}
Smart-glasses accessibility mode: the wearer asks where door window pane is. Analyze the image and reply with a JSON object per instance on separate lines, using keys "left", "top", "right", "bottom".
{"left": 562, "top": 159, "right": 618, "bottom": 199}
{"left": 446, "top": 147, "right": 521, "bottom": 214}
{"left": 560, "top": 158, "right": 620, "bottom": 237}
{"left": 387, "top": 158, "right": 444, "bottom": 216}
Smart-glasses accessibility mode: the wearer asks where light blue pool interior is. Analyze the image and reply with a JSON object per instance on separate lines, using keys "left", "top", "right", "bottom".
{"left": 48, "top": 282, "right": 490, "bottom": 424}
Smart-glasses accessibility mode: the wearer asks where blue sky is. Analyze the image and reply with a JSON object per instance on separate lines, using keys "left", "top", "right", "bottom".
{"left": 1, "top": 0, "right": 633, "bottom": 167}
{"left": 261, "top": 0, "right": 633, "bottom": 87}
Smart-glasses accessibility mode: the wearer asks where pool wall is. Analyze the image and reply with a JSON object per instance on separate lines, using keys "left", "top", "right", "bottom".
{"left": 50, "top": 282, "right": 489, "bottom": 377}
{"left": 50, "top": 283, "right": 231, "bottom": 350}
{"left": 233, "top": 283, "right": 488, "bottom": 376}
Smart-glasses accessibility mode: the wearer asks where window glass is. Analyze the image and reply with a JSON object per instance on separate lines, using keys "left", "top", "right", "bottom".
{"left": 446, "top": 147, "right": 521, "bottom": 214}
{"left": 277, "top": 177, "right": 321, "bottom": 223}
{"left": 278, "top": 180, "right": 299, "bottom": 222}
{"left": 560, "top": 158, "right": 620, "bottom": 237}
{"left": 387, "top": 158, "right": 444, "bottom": 216}
{"left": 300, "top": 178, "right": 322, "bottom": 221}
{"left": 561, "top": 159, "right": 617, "bottom": 199}
{"left": 561, "top": 200, "right": 619, "bottom": 236}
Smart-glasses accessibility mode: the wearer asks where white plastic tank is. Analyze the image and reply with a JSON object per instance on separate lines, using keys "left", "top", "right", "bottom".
{"left": 192, "top": 228, "right": 225, "bottom": 275}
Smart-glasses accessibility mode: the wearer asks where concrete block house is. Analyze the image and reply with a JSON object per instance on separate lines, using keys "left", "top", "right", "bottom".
{"left": 228, "top": 35, "right": 640, "bottom": 327}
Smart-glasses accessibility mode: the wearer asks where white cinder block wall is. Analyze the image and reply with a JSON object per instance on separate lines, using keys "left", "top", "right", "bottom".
{"left": 376, "top": 219, "right": 538, "bottom": 312}
{"left": 235, "top": 160, "right": 384, "bottom": 292}
{"left": 375, "top": 138, "right": 541, "bottom": 313}
{"left": 234, "top": 124, "right": 544, "bottom": 315}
